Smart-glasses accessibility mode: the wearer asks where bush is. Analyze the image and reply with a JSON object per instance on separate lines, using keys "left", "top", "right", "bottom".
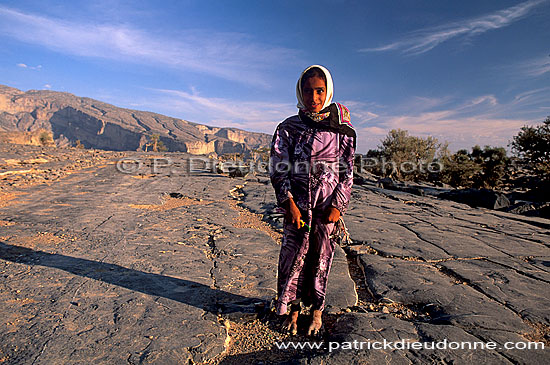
{"left": 358, "top": 129, "right": 511, "bottom": 188}
{"left": 252, "top": 147, "right": 270, "bottom": 162}
{"left": 438, "top": 149, "right": 482, "bottom": 188}
{"left": 378, "top": 129, "right": 440, "bottom": 181}
{"left": 356, "top": 149, "right": 383, "bottom": 176}
{"left": 38, "top": 131, "right": 53, "bottom": 146}
{"left": 439, "top": 145, "right": 509, "bottom": 189}
{"left": 471, "top": 146, "right": 509, "bottom": 188}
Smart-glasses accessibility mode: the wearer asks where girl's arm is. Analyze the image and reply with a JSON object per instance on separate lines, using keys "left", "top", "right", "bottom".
{"left": 330, "top": 133, "right": 355, "bottom": 215}
{"left": 270, "top": 124, "right": 304, "bottom": 229}
{"left": 269, "top": 124, "right": 293, "bottom": 207}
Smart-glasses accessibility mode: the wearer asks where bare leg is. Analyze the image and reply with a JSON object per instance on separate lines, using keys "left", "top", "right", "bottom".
{"left": 281, "top": 309, "right": 299, "bottom": 335}
{"left": 307, "top": 309, "right": 322, "bottom": 336}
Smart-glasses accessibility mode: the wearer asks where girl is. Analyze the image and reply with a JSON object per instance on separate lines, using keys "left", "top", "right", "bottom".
{"left": 270, "top": 65, "right": 356, "bottom": 336}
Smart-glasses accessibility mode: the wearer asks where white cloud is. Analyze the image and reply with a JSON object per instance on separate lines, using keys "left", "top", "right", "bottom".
{"left": 468, "top": 95, "right": 498, "bottom": 107}
{"left": 16, "top": 62, "right": 42, "bottom": 70}
{"left": 43, "top": 84, "right": 51, "bottom": 89}
{"left": 358, "top": 126, "right": 386, "bottom": 136}
{"left": 360, "top": 0, "right": 545, "bottom": 55}
{"left": 0, "top": 6, "right": 300, "bottom": 87}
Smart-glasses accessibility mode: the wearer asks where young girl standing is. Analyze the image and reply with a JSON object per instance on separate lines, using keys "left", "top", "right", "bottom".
{"left": 270, "top": 65, "right": 356, "bottom": 335}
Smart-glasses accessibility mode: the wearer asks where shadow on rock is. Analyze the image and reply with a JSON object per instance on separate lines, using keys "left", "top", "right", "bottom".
{"left": 0, "top": 242, "right": 263, "bottom": 314}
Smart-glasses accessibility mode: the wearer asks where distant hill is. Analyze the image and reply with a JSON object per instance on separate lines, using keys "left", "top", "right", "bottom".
{"left": 0, "top": 85, "right": 271, "bottom": 156}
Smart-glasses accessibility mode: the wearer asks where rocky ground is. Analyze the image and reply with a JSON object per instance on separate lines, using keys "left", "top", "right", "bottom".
{"left": 0, "top": 143, "right": 549, "bottom": 364}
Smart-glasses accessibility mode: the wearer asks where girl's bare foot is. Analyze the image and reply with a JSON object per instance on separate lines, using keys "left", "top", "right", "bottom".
{"left": 307, "top": 309, "right": 322, "bottom": 336}
{"left": 282, "top": 310, "right": 299, "bottom": 335}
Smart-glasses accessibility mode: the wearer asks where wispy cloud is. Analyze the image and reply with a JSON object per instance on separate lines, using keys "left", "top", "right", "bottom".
{"left": 140, "top": 88, "right": 296, "bottom": 134}
{"left": 0, "top": 6, "right": 301, "bottom": 87}
{"left": 341, "top": 100, "right": 379, "bottom": 123}
{"left": 360, "top": 0, "right": 545, "bottom": 55}
{"left": 518, "top": 54, "right": 550, "bottom": 77}
{"left": 17, "top": 63, "right": 42, "bottom": 70}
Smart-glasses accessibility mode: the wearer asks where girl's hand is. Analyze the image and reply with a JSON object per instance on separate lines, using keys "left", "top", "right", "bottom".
{"left": 323, "top": 207, "right": 340, "bottom": 223}
{"left": 284, "top": 198, "right": 302, "bottom": 229}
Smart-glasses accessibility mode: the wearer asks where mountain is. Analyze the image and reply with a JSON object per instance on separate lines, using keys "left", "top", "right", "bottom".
{"left": 0, "top": 85, "right": 271, "bottom": 156}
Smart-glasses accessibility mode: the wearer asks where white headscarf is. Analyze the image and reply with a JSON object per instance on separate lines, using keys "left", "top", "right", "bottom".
{"left": 296, "top": 64, "right": 334, "bottom": 111}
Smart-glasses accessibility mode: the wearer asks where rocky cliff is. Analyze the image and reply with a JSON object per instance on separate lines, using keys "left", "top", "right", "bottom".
{"left": 0, "top": 85, "right": 271, "bottom": 155}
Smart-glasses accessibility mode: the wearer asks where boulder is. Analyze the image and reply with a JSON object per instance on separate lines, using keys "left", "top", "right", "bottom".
{"left": 228, "top": 165, "right": 250, "bottom": 178}
{"left": 376, "top": 177, "right": 396, "bottom": 189}
{"left": 439, "top": 188, "right": 510, "bottom": 209}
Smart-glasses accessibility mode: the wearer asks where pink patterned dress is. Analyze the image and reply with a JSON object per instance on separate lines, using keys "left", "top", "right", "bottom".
{"left": 270, "top": 102, "right": 355, "bottom": 315}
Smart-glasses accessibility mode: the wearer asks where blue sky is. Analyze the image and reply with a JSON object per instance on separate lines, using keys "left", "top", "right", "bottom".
{"left": 1, "top": 0, "right": 549, "bottom": 153}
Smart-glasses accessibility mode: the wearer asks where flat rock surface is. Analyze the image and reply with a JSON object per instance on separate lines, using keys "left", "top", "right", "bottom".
{"left": 337, "top": 184, "right": 550, "bottom": 364}
{"left": 0, "top": 145, "right": 549, "bottom": 364}
{"left": 1, "top": 150, "right": 280, "bottom": 363}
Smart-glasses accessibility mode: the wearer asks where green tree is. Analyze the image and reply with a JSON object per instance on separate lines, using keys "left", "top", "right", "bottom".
{"left": 511, "top": 116, "right": 550, "bottom": 177}
{"left": 150, "top": 134, "right": 168, "bottom": 152}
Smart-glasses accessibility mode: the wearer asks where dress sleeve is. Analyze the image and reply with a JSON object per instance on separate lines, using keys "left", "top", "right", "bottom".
{"left": 331, "top": 133, "right": 355, "bottom": 214}
{"left": 269, "top": 123, "right": 294, "bottom": 206}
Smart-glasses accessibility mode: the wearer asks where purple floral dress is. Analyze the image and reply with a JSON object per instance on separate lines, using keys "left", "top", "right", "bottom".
{"left": 270, "top": 103, "right": 355, "bottom": 315}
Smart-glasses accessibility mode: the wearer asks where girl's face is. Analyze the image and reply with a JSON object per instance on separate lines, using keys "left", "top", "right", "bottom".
{"left": 302, "top": 76, "right": 326, "bottom": 113}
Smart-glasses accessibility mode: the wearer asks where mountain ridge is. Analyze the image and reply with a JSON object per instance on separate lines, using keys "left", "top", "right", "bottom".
{"left": 0, "top": 84, "right": 272, "bottom": 155}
